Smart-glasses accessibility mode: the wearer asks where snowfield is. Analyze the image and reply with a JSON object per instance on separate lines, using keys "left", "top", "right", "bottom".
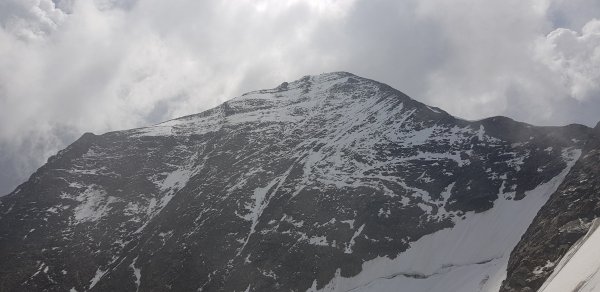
{"left": 312, "top": 149, "right": 581, "bottom": 292}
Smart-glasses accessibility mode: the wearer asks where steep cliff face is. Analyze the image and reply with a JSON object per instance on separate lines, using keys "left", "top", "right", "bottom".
{"left": 501, "top": 122, "right": 600, "bottom": 292}
{"left": 0, "top": 72, "right": 592, "bottom": 292}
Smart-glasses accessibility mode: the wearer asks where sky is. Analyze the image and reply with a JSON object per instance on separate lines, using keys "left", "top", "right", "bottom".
{"left": 0, "top": 0, "right": 599, "bottom": 195}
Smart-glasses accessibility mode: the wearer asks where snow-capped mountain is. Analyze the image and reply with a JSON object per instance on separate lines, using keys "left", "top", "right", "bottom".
{"left": 0, "top": 72, "right": 596, "bottom": 292}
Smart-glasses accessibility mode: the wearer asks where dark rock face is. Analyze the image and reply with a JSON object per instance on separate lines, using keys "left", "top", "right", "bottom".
{"left": 500, "top": 124, "right": 600, "bottom": 292}
{"left": 0, "top": 72, "right": 592, "bottom": 292}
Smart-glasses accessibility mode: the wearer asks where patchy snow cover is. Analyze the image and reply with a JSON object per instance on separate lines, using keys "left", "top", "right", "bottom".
{"left": 133, "top": 156, "right": 200, "bottom": 234}
{"left": 130, "top": 257, "right": 142, "bottom": 292}
{"left": 88, "top": 268, "right": 106, "bottom": 289}
{"left": 538, "top": 219, "right": 600, "bottom": 292}
{"left": 72, "top": 186, "right": 116, "bottom": 224}
{"left": 309, "top": 236, "right": 330, "bottom": 247}
{"left": 345, "top": 224, "right": 366, "bottom": 254}
{"left": 311, "top": 148, "right": 581, "bottom": 292}
{"left": 238, "top": 165, "right": 295, "bottom": 254}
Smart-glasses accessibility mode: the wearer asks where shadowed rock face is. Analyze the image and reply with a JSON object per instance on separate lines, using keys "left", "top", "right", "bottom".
{"left": 0, "top": 72, "right": 593, "bottom": 292}
{"left": 501, "top": 123, "right": 600, "bottom": 292}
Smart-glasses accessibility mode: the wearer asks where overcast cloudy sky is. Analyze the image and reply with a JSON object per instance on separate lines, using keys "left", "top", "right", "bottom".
{"left": 1, "top": 0, "right": 599, "bottom": 194}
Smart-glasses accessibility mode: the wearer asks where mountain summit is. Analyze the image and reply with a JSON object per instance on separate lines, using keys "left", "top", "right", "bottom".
{"left": 0, "top": 72, "right": 597, "bottom": 291}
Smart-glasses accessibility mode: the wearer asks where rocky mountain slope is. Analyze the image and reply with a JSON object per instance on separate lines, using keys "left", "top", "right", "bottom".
{"left": 500, "top": 122, "right": 600, "bottom": 292}
{"left": 0, "top": 72, "right": 596, "bottom": 291}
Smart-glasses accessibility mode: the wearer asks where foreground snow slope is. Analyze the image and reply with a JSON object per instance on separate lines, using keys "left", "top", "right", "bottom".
{"left": 538, "top": 219, "right": 600, "bottom": 292}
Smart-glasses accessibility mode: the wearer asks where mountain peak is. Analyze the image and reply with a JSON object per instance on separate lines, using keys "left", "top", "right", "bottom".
{"left": 244, "top": 71, "right": 369, "bottom": 96}
{"left": 1, "top": 73, "right": 594, "bottom": 292}
{"left": 135, "top": 72, "right": 429, "bottom": 137}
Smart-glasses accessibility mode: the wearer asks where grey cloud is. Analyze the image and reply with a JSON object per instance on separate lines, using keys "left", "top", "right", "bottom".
{"left": 1, "top": 0, "right": 599, "bottom": 194}
{"left": 0, "top": 0, "right": 66, "bottom": 40}
{"left": 547, "top": 0, "right": 600, "bottom": 30}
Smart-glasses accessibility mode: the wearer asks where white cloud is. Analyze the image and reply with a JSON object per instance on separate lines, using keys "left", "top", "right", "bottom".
{"left": 414, "top": 0, "right": 554, "bottom": 120}
{"left": 535, "top": 19, "right": 600, "bottom": 101}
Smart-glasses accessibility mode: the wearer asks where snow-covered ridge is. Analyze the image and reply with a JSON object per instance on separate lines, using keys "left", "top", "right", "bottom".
{"left": 130, "top": 72, "right": 421, "bottom": 138}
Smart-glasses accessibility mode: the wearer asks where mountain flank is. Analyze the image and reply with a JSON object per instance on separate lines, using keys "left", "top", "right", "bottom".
{"left": 0, "top": 72, "right": 597, "bottom": 292}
